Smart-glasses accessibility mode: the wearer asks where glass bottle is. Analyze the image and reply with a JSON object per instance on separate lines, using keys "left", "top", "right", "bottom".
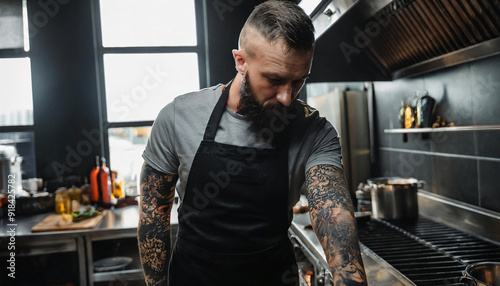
{"left": 55, "top": 188, "right": 70, "bottom": 214}
{"left": 90, "top": 156, "right": 100, "bottom": 203}
{"left": 98, "top": 157, "right": 112, "bottom": 205}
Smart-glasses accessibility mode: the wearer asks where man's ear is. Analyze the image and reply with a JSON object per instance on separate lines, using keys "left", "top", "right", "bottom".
{"left": 232, "top": 49, "right": 247, "bottom": 75}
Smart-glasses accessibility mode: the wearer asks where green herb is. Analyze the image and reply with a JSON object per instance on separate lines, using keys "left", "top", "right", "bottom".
{"left": 71, "top": 208, "right": 101, "bottom": 222}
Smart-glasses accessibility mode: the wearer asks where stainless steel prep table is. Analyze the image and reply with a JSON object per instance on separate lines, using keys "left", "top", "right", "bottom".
{"left": 85, "top": 202, "right": 179, "bottom": 284}
{"left": 3, "top": 200, "right": 415, "bottom": 286}
{"left": 0, "top": 202, "right": 180, "bottom": 285}
{"left": 1, "top": 211, "right": 89, "bottom": 285}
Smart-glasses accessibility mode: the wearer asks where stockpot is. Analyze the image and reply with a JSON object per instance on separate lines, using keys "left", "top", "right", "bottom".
{"left": 367, "top": 177, "right": 423, "bottom": 220}
{"left": 460, "top": 262, "right": 500, "bottom": 286}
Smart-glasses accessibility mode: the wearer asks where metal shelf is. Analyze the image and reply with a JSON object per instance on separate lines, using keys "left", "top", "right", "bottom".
{"left": 384, "top": 125, "right": 500, "bottom": 134}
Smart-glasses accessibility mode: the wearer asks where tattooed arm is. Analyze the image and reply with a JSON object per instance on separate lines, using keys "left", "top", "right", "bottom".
{"left": 306, "top": 164, "right": 367, "bottom": 286}
{"left": 138, "top": 162, "right": 178, "bottom": 286}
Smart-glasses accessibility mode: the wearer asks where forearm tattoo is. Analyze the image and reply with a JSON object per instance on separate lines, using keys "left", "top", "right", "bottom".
{"left": 138, "top": 163, "right": 177, "bottom": 286}
{"left": 306, "top": 165, "right": 367, "bottom": 286}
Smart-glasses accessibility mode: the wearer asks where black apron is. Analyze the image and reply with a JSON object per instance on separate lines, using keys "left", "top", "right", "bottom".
{"left": 168, "top": 82, "right": 298, "bottom": 286}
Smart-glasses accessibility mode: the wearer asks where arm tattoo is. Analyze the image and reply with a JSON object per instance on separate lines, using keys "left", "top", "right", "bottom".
{"left": 306, "top": 164, "right": 367, "bottom": 286}
{"left": 138, "top": 162, "right": 178, "bottom": 286}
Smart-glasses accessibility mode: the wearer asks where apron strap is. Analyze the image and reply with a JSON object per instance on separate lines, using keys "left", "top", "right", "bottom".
{"left": 203, "top": 81, "right": 232, "bottom": 141}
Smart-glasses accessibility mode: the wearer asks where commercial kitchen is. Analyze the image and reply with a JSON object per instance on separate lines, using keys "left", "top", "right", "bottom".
{"left": 1, "top": 0, "right": 499, "bottom": 285}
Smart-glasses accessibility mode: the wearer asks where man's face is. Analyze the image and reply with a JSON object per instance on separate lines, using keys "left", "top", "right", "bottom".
{"left": 236, "top": 34, "right": 313, "bottom": 133}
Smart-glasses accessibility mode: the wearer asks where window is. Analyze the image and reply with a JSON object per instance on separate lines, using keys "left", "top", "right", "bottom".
{"left": 93, "top": 0, "right": 207, "bottom": 193}
{"left": 103, "top": 53, "right": 200, "bottom": 122}
{"left": 0, "top": 58, "right": 34, "bottom": 126}
{"left": 298, "top": 0, "right": 323, "bottom": 16}
{"left": 0, "top": 0, "right": 32, "bottom": 126}
{"left": 99, "top": 0, "right": 197, "bottom": 48}
{"left": 0, "top": 0, "right": 36, "bottom": 179}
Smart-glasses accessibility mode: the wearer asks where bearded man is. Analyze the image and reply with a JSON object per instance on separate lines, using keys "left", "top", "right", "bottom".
{"left": 138, "top": 1, "right": 367, "bottom": 285}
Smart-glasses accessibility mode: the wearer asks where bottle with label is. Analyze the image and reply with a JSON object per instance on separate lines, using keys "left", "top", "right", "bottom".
{"left": 90, "top": 156, "right": 100, "bottom": 203}
{"left": 111, "top": 171, "right": 124, "bottom": 199}
{"left": 98, "top": 157, "right": 112, "bottom": 205}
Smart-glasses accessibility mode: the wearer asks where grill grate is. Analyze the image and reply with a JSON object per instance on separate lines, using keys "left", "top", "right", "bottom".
{"left": 357, "top": 217, "right": 500, "bottom": 286}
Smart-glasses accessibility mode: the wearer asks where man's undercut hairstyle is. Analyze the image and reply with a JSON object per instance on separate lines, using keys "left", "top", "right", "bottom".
{"left": 244, "top": 0, "right": 315, "bottom": 53}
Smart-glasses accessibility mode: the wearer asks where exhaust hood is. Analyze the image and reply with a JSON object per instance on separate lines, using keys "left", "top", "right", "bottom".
{"left": 306, "top": 0, "right": 500, "bottom": 82}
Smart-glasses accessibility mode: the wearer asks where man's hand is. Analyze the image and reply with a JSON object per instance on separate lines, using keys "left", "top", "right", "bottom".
{"left": 306, "top": 164, "right": 367, "bottom": 286}
{"left": 138, "top": 162, "right": 178, "bottom": 286}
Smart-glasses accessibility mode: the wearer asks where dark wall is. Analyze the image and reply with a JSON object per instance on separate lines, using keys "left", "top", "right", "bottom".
{"left": 205, "top": 0, "right": 264, "bottom": 86}
{"left": 28, "top": 0, "right": 100, "bottom": 185}
{"left": 373, "top": 54, "right": 500, "bottom": 213}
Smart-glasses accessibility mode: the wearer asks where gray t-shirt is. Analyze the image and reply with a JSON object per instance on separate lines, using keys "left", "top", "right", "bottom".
{"left": 142, "top": 84, "right": 342, "bottom": 209}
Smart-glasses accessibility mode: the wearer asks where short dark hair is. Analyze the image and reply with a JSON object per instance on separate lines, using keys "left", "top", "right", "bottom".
{"left": 244, "top": 0, "right": 315, "bottom": 52}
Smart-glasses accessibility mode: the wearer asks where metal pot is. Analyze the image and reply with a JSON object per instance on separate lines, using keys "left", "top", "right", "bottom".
{"left": 367, "top": 177, "right": 423, "bottom": 220}
{"left": 0, "top": 145, "right": 23, "bottom": 195}
{"left": 460, "top": 262, "right": 500, "bottom": 286}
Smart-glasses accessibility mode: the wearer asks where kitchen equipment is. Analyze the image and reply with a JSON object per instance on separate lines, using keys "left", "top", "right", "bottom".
{"left": 0, "top": 145, "right": 23, "bottom": 195}
{"left": 307, "top": 0, "right": 500, "bottom": 82}
{"left": 307, "top": 86, "right": 371, "bottom": 194}
{"left": 93, "top": 256, "right": 133, "bottom": 272}
{"left": 22, "top": 178, "right": 42, "bottom": 193}
{"left": 416, "top": 94, "right": 436, "bottom": 129}
{"left": 367, "top": 177, "right": 423, "bottom": 220}
{"left": 460, "top": 262, "right": 500, "bottom": 286}
{"left": 355, "top": 183, "right": 372, "bottom": 212}
{"left": 357, "top": 217, "right": 500, "bottom": 286}
{"left": 398, "top": 101, "right": 414, "bottom": 142}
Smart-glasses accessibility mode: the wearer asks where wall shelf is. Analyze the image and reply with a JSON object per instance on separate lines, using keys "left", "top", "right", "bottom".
{"left": 384, "top": 125, "right": 500, "bottom": 134}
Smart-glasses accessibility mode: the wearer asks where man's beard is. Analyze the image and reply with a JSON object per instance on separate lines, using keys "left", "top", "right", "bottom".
{"left": 236, "top": 72, "right": 290, "bottom": 137}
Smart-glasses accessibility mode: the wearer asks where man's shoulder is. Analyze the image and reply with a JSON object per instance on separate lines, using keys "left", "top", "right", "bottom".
{"left": 288, "top": 99, "right": 333, "bottom": 139}
{"left": 173, "top": 84, "right": 223, "bottom": 108}
{"left": 291, "top": 99, "right": 323, "bottom": 123}
{"left": 155, "top": 84, "right": 223, "bottom": 124}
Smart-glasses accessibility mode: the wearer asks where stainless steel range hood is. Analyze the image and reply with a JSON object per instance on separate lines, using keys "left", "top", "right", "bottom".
{"left": 307, "top": 0, "right": 500, "bottom": 82}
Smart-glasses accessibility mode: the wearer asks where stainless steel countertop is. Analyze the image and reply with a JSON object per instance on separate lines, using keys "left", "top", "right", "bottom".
{"left": 290, "top": 212, "right": 415, "bottom": 286}
{"left": 0, "top": 203, "right": 180, "bottom": 239}
{"left": 1, "top": 200, "right": 420, "bottom": 285}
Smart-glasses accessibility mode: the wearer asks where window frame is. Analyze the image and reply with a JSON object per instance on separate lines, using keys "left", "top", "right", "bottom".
{"left": 0, "top": 0, "right": 33, "bottom": 133}
{"left": 90, "top": 0, "right": 209, "bottom": 168}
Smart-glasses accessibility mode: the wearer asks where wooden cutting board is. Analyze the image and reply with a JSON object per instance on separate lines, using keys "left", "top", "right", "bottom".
{"left": 31, "top": 211, "right": 107, "bottom": 232}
